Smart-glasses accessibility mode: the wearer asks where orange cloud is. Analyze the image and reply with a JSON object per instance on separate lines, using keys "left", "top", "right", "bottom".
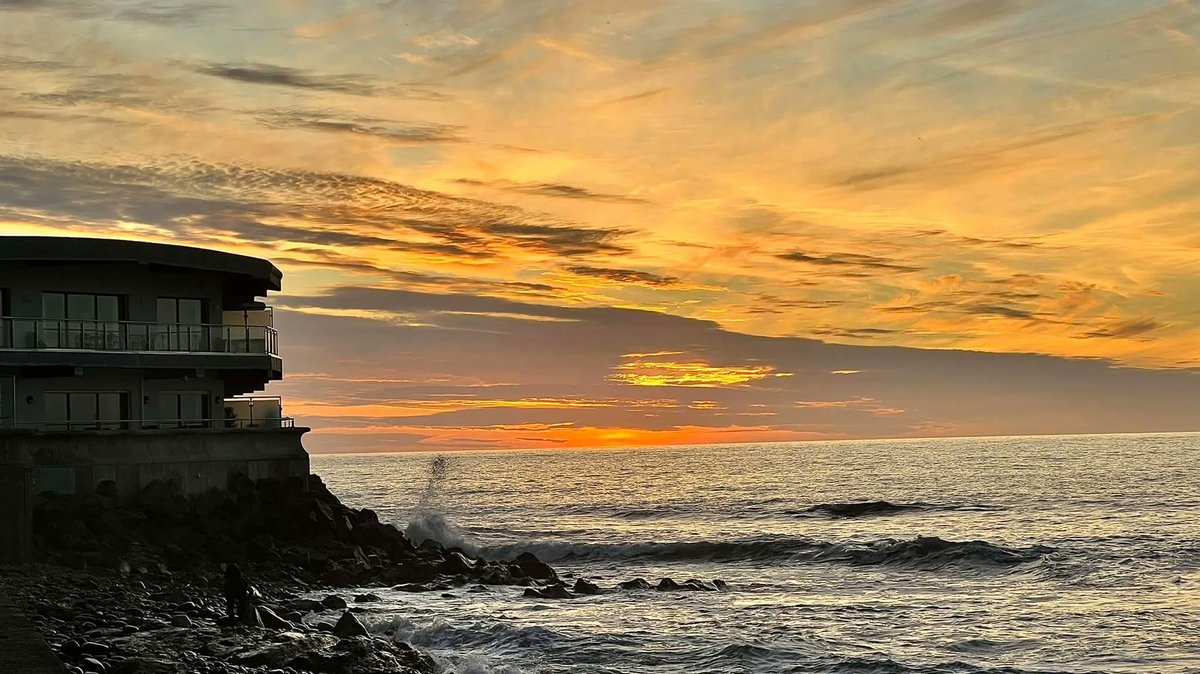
{"left": 608, "top": 356, "right": 793, "bottom": 388}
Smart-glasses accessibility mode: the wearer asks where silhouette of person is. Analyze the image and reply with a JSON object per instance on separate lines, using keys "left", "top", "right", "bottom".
{"left": 223, "top": 563, "right": 251, "bottom": 623}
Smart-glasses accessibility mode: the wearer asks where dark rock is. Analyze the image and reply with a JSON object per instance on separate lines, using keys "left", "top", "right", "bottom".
{"left": 381, "top": 560, "right": 438, "bottom": 584}
{"left": 81, "top": 657, "right": 106, "bottom": 673}
{"left": 656, "top": 578, "right": 682, "bottom": 591}
{"left": 320, "top": 594, "right": 347, "bottom": 610}
{"left": 108, "top": 657, "right": 189, "bottom": 673}
{"left": 524, "top": 584, "right": 572, "bottom": 599}
{"left": 572, "top": 578, "right": 601, "bottom": 595}
{"left": 682, "top": 579, "right": 716, "bottom": 591}
{"left": 332, "top": 610, "right": 369, "bottom": 638}
{"left": 437, "top": 551, "right": 476, "bottom": 575}
{"left": 514, "top": 552, "right": 556, "bottom": 580}
{"left": 257, "top": 605, "right": 292, "bottom": 630}
{"left": 287, "top": 598, "right": 325, "bottom": 613}
{"left": 713, "top": 579, "right": 729, "bottom": 591}
{"left": 619, "top": 578, "right": 652, "bottom": 590}
{"left": 169, "top": 614, "right": 192, "bottom": 628}
{"left": 80, "top": 641, "right": 110, "bottom": 656}
{"left": 353, "top": 592, "right": 381, "bottom": 603}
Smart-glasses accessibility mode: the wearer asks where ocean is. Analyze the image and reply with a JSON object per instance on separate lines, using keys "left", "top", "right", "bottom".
{"left": 311, "top": 433, "right": 1200, "bottom": 674}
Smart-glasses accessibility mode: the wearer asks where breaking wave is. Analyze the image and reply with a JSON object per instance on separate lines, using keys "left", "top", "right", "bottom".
{"left": 792, "top": 501, "right": 1005, "bottom": 518}
{"left": 404, "top": 455, "right": 479, "bottom": 555}
{"left": 480, "top": 534, "right": 1054, "bottom": 571}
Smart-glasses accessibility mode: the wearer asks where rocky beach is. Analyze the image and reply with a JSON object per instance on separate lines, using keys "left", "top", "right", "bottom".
{"left": 1, "top": 473, "right": 721, "bottom": 674}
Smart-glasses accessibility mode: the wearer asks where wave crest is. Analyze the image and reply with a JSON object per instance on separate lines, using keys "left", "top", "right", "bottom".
{"left": 481, "top": 535, "right": 1053, "bottom": 571}
{"left": 807, "top": 536, "right": 1055, "bottom": 569}
{"left": 792, "top": 501, "right": 1004, "bottom": 518}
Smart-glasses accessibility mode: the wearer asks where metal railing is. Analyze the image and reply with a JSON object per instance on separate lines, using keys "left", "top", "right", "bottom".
{"left": 0, "top": 317, "right": 278, "bottom": 356}
{"left": 0, "top": 395, "right": 293, "bottom": 432}
{"left": 5, "top": 416, "right": 295, "bottom": 432}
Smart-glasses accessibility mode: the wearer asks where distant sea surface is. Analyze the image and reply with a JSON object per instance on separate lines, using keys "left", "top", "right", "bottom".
{"left": 311, "top": 433, "right": 1200, "bottom": 674}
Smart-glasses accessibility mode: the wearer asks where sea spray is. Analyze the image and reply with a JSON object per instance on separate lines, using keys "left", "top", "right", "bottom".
{"left": 404, "top": 455, "right": 479, "bottom": 554}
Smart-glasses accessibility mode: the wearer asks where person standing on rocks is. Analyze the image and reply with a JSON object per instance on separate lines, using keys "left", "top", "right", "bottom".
{"left": 223, "top": 563, "right": 253, "bottom": 624}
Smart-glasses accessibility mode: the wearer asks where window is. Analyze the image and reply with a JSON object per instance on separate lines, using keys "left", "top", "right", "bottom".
{"left": 44, "top": 392, "right": 128, "bottom": 431}
{"left": 154, "top": 392, "right": 210, "bottom": 429}
{"left": 154, "top": 298, "right": 206, "bottom": 350}
{"left": 41, "top": 292, "right": 122, "bottom": 349}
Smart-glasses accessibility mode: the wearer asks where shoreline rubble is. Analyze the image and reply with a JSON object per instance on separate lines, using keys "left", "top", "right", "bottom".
{"left": 2, "top": 473, "right": 726, "bottom": 673}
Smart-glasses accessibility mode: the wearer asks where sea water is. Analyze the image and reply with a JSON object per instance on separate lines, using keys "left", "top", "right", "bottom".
{"left": 311, "top": 433, "right": 1200, "bottom": 673}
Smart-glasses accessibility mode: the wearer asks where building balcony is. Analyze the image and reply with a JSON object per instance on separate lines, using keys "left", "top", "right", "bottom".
{"left": 0, "top": 317, "right": 278, "bottom": 356}
{"left": 0, "top": 396, "right": 292, "bottom": 432}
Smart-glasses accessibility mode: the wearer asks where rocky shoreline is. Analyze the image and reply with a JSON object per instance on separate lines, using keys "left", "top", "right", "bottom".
{"left": 3, "top": 474, "right": 726, "bottom": 673}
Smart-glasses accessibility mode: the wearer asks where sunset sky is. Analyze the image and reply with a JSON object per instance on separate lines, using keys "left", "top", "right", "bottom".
{"left": 2, "top": 0, "right": 1200, "bottom": 452}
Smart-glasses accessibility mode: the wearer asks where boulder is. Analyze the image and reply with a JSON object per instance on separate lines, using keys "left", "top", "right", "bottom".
{"left": 353, "top": 593, "right": 381, "bottom": 603}
{"left": 713, "top": 579, "right": 729, "bottom": 591}
{"left": 618, "top": 578, "right": 652, "bottom": 590}
{"left": 656, "top": 578, "right": 682, "bottom": 591}
{"left": 169, "top": 614, "right": 192, "bottom": 628}
{"left": 332, "top": 610, "right": 369, "bottom": 638}
{"left": 320, "top": 595, "right": 347, "bottom": 611}
{"left": 514, "top": 552, "right": 556, "bottom": 580}
{"left": 257, "top": 605, "right": 292, "bottom": 630}
{"left": 438, "top": 552, "right": 476, "bottom": 575}
{"left": 572, "top": 579, "right": 601, "bottom": 595}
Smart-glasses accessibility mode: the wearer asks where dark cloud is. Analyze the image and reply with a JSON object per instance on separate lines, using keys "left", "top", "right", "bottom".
{"left": 777, "top": 250, "right": 923, "bottom": 273}
{"left": 563, "top": 265, "right": 681, "bottom": 287}
{"left": 810, "top": 327, "right": 904, "bottom": 340}
{"left": 0, "top": 156, "right": 631, "bottom": 261}
{"left": 1081, "top": 319, "right": 1164, "bottom": 340}
{"left": 743, "top": 293, "right": 846, "bottom": 314}
{"left": 194, "top": 62, "right": 381, "bottom": 96}
{"left": 480, "top": 221, "right": 630, "bottom": 256}
{"left": 456, "top": 178, "right": 644, "bottom": 203}
{"left": 0, "top": 0, "right": 225, "bottom": 24}
{"left": 258, "top": 109, "right": 465, "bottom": 143}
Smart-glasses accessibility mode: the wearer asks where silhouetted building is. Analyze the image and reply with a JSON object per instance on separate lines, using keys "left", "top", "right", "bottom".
{"left": 0, "top": 237, "right": 310, "bottom": 561}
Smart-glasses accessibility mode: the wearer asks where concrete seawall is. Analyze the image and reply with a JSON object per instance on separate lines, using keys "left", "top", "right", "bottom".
{"left": 0, "top": 427, "right": 310, "bottom": 562}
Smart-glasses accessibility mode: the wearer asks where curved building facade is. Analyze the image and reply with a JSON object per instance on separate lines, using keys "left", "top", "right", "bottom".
{"left": 0, "top": 237, "right": 309, "bottom": 560}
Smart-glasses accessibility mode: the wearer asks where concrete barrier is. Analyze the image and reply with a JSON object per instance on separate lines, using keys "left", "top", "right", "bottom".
{"left": 0, "top": 427, "right": 310, "bottom": 562}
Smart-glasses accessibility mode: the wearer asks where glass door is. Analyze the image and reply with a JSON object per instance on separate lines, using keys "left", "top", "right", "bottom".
{"left": 157, "top": 298, "right": 205, "bottom": 351}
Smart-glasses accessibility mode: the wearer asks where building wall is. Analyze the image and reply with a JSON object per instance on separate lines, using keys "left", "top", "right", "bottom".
{"left": 0, "top": 261, "right": 225, "bottom": 323}
{"left": 1, "top": 368, "right": 224, "bottom": 429}
{"left": 19, "top": 428, "right": 311, "bottom": 499}
{"left": 0, "top": 428, "right": 310, "bottom": 562}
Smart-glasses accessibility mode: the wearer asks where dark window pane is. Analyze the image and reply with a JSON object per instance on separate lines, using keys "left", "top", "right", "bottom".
{"left": 69, "top": 393, "right": 97, "bottom": 423}
{"left": 178, "top": 299, "right": 202, "bottom": 324}
{"left": 98, "top": 393, "right": 124, "bottom": 430}
{"left": 42, "top": 293, "right": 65, "bottom": 319}
{"left": 45, "top": 393, "right": 68, "bottom": 425}
{"left": 180, "top": 393, "right": 205, "bottom": 426}
{"left": 67, "top": 294, "right": 96, "bottom": 320}
{"left": 156, "top": 298, "right": 177, "bottom": 324}
{"left": 97, "top": 296, "right": 119, "bottom": 321}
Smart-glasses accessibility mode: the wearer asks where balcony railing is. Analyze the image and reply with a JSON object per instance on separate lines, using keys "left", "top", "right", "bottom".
{"left": 2, "top": 396, "right": 293, "bottom": 432}
{"left": 0, "top": 317, "right": 278, "bottom": 356}
{"left": 4, "top": 417, "right": 295, "bottom": 432}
